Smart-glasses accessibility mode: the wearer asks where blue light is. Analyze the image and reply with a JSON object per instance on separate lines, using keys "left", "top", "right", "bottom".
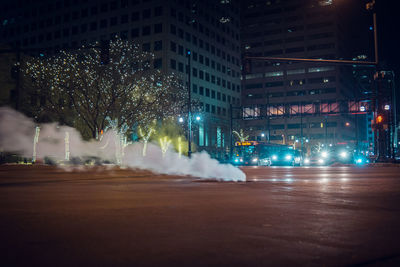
{"left": 355, "top": 158, "right": 364, "bottom": 165}
{"left": 187, "top": 50, "right": 191, "bottom": 55}
{"left": 369, "top": 26, "right": 373, "bottom": 30}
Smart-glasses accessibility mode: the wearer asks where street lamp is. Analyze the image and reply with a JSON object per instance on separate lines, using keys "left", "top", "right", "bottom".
{"left": 187, "top": 49, "right": 192, "bottom": 158}
{"left": 195, "top": 115, "right": 201, "bottom": 121}
{"left": 178, "top": 117, "right": 184, "bottom": 123}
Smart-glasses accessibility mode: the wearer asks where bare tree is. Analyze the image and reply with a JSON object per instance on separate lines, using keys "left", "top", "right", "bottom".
{"left": 23, "top": 38, "right": 187, "bottom": 139}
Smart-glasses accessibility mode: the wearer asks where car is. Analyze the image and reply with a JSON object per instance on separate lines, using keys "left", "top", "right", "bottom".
{"left": 303, "top": 150, "right": 333, "bottom": 166}
{"left": 303, "top": 156, "right": 329, "bottom": 166}
{"left": 353, "top": 154, "right": 370, "bottom": 165}
{"left": 269, "top": 151, "right": 301, "bottom": 166}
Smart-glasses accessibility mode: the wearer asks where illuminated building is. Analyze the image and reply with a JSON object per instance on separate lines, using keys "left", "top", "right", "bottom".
{"left": 240, "top": 0, "right": 358, "bottom": 152}
{"left": 0, "top": 0, "right": 241, "bottom": 158}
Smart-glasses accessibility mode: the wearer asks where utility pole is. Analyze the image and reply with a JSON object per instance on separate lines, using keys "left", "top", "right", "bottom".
{"left": 390, "top": 71, "right": 397, "bottom": 158}
{"left": 187, "top": 50, "right": 192, "bottom": 158}
{"left": 230, "top": 104, "right": 233, "bottom": 159}
{"left": 325, "top": 116, "right": 328, "bottom": 146}
{"left": 266, "top": 91, "right": 271, "bottom": 143}
{"left": 15, "top": 47, "right": 21, "bottom": 110}
{"left": 300, "top": 102, "right": 303, "bottom": 154}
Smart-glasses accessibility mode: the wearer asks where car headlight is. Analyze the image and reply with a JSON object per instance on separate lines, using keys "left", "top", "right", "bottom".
{"left": 356, "top": 158, "right": 362, "bottom": 164}
{"left": 285, "top": 155, "right": 292, "bottom": 160}
{"left": 304, "top": 158, "right": 310, "bottom": 164}
{"left": 339, "top": 151, "right": 348, "bottom": 158}
{"left": 272, "top": 155, "right": 277, "bottom": 160}
{"left": 234, "top": 159, "right": 239, "bottom": 162}
{"left": 240, "top": 158, "right": 243, "bottom": 162}
{"left": 321, "top": 151, "right": 328, "bottom": 158}
{"left": 252, "top": 158, "right": 258, "bottom": 162}
{"left": 318, "top": 159, "right": 324, "bottom": 164}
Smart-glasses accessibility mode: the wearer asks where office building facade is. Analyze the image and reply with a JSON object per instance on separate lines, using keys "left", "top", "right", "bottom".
{"left": 240, "top": 0, "right": 357, "bottom": 154}
{"left": 0, "top": 0, "right": 241, "bottom": 158}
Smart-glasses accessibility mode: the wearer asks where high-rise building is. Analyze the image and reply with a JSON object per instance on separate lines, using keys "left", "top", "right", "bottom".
{"left": 0, "top": 0, "right": 241, "bottom": 158}
{"left": 240, "top": 0, "right": 358, "bottom": 154}
{"left": 352, "top": 55, "right": 375, "bottom": 153}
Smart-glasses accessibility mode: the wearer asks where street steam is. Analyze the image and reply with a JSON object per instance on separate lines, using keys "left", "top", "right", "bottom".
{"left": 0, "top": 107, "right": 245, "bottom": 182}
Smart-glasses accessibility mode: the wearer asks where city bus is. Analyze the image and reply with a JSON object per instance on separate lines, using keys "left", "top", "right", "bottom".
{"left": 232, "top": 141, "right": 302, "bottom": 166}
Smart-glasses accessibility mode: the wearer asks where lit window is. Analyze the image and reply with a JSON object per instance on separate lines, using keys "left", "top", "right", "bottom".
{"left": 319, "top": 0, "right": 332, "bottom": 6}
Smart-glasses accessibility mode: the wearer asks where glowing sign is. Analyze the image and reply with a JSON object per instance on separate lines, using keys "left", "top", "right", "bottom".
{"left": 235, "top": 141, "right": 258, "bottom": 146}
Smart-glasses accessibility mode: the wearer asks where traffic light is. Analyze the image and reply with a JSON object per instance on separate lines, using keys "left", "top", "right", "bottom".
{"left": 100, "top": 40, "right": 110, "bottom": 64}
{"left": 244, "top": 58, "right": 252, "bottom": 74}
{"left": 376, "top": 115, "right": 383, "bottom": 124}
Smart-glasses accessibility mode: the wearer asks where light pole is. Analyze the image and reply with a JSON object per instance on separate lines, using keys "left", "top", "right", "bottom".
{"left": 187, "top": 50, "right": 192, "bottom": 158}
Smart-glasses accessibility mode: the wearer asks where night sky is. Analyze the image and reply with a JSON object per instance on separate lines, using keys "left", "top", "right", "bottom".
{"left": 378, "top": 1, "right": 399, "bottom": 75}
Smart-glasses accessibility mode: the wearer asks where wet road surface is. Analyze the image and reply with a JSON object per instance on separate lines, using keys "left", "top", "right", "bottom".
{"left": 1, "top": 165, "right": 400, "bottom": 266}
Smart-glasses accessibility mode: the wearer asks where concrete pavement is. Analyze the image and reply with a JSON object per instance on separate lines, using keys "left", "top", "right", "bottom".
{"left": 1, "top": 165, "right": 400, "bottom": 266}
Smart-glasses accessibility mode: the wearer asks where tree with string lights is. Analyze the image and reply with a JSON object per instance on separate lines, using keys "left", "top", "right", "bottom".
{"left": 23, "top": 38, "right": 187, "bottom": 139}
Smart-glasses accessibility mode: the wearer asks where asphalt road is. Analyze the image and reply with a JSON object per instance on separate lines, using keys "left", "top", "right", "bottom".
{"left": 1, "top": 164, "right": 400, "bottom": 266}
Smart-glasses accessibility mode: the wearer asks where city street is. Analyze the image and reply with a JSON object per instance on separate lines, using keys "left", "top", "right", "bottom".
{"left": 1, "top": 164, "right": 400, "bottom": 266}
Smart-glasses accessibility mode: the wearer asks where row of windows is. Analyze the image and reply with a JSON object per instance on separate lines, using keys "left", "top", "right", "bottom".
{"left": 170, "top": 41, "right": 240, "bottom": 78}
{"left": 245, "top": 87, "right": 336, "bottom": 98}
{"left": 170, "top": 24, "right": 240, "bottom": 66}
{"left": 12, "top": 22, "right": 163, "bottom": 47}
{"left": 244, "top": 21, "right": 334, "bottom": 39}
{"left": 245, "top": 2, "right": 333, "bottom": 18}
{"left": 251, "top": 122, "right": 338, "bottom": 131}
{"left": 6, "top": 1, "right": 160, "bottom": 18}
{"left": 170, "top": 59, "right": 240, "bottom": 93}
{"left": 170, "top": 7, "right": 239, "bottom": 41}
{"left": 245, "top": 67, "right": 335, "bottom": 81}
{"left": 254, "top": 122, "right": 338, "bottom": 131}
{"left": 2, "top": 5, "right": 163, "bottom": 37}
{"left": 7, "top": 21, "right": 163, "bottom": 46}
{"left": 174, "top": 0, "right": 240, "bottom": 27}
{"left": 245, "top": 77, "right": 336, "bottom": 90}
{"left": 6, "top": 0, "right": 239, "bottom": 28}
{"left": 247, "top": 43, "right": 335, "bottom": 57}
{"left": 192, "top": 84, "right": 239, "bottom": 105}
{"left": 202, "top": 104, "right": 227, "bottom": 116}
{"left": 250, "top": 55, "right": 335, "bottom": 69}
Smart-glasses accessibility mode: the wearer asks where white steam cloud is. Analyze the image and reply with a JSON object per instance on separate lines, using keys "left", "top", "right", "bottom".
{"left": 0, "top": 107, "right": 246, "bottom": 182}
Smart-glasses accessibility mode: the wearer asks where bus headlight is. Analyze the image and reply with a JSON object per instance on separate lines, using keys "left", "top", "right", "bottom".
{"left": 285, "top": 154, "right": 292, "bottom": 160}
{"left": 321, "top": 151, "right": 328, "bottom": 158}
{"left": 304, "top": 158, "right": 310, "bottom": 164}
{"left": 318, "top": 159, "right": 324, "bottom": 164}
{"left": 339, "top": 151, "right": 348, "bottom": 158}
{"left": 252, "top": 157, "right": 258, "bottom": 162}
{"left": 272, "top": 155, "right": 277, "bottom": 160}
